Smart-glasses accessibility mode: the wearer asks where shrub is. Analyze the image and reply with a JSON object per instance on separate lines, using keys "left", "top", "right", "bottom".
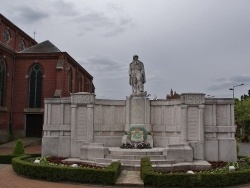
{"left": 0, "top": 155, "right": 20, "bottom": 164}
{"left": 12, "top": 139, "right": 25, "bottom": 155}
{"left": 237, "top": 142, "right": 239, "bottom": 155}
{"left": 12, "top": 155, "right": 121, "bottom": 185}
{"left": 141, "top": 158, "right": 250, "bottom": 187}
{"left": 242, "top": 135, "right": 249, "bottom": 142}
{"left": 0, "top": 153, "right": 40, "bottom": 164}
{"left": 140, "top": 157, "right": 153, "bottom": 180}
{"left": 247, "top": 155, "right": 250, "bottom": 165}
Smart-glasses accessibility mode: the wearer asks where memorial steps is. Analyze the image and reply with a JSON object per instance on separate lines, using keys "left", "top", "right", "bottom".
{"left": 64, "top": 147, "right": 211, "bottom": 171}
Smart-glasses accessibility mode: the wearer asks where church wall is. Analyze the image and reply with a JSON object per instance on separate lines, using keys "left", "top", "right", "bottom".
{"left": 0, "top": 14, "right": 94, "bottom": 142}
{"left": 10, "top": 57, "right": 58, "bottom": 138}
{"left": 0, "top": 52, "right": 13, "bottom": 143}
{"left": 0, "top": 14, "right": 37, "bottom": 51}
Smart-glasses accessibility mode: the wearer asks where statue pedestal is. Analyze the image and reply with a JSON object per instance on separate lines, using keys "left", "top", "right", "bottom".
{"left": 125, "top": 96, "right": 151, "bottom": 131}
{"left": 123, "top": 96, "right": 153, "bottom": 146}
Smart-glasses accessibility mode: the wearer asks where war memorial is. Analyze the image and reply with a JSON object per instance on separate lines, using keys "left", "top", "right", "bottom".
{"left": 42, "top": 55, "right": 236, "bottom": 170}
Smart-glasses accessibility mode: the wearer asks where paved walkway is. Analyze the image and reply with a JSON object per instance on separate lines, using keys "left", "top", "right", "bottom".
{"left": 1, "top": 139, "right": 250, "bottom": 187}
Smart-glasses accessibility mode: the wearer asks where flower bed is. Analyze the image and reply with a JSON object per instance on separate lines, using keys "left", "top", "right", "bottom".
{"left": 141, "top": 157, "right": 250, "bottom": 187}
{"left": 35, "top": 156, "right": 105, "bottom": 169}
{"left": 12, "top": 155, "right": 121, "bottom": 185}
{"left": 120, "top": 142, "right": 151, "bottom": 149}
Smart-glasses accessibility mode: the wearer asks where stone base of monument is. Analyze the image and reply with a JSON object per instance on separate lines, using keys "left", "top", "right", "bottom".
{"left": 80, "top": 142, "right": 109, "bottom": 160}
{"left": 163, "top": 144, "right": 194, "bottom": 162}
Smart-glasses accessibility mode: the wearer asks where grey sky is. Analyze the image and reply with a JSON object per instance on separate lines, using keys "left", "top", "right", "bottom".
{"left": 1, "top": 0, "right": 250, "bottom": 99}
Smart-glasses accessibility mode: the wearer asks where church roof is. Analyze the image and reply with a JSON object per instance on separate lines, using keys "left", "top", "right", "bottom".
{"left": 20, "top": 40, "right": 60, "bottom": 53}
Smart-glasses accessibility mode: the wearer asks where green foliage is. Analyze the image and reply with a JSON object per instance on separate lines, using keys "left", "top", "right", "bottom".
{"left": 140, "top": 157, "right": 153, "bottom": 179}
{"left": 237, "top": 142, "right": 239, "bottom": 155}
{"left": 12, "top": 155, "right": 121, "bottom": 185}
{"left": 12, "top": 139, "right": 25, "bottom": 155}
{"left": 0, "top": 155, "right": 20, "bottom": 164}
{"left": 0, "top": 154, "right": 40, "bottom": 164}
{"left": 235, "top": 98, "right": 250, "bottom": 135}
{"left": 140, "top": 158, "right": 250, "bottom": 187}
{"left": 247, "top": 155, "right": 250, "bottom": 165}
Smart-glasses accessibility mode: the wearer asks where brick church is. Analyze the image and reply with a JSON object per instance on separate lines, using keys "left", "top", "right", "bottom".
{"left": 0, "top": 14, "right": 94, "bottom": 143}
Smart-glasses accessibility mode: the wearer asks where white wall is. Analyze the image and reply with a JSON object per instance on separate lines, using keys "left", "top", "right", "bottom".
{"left": 42, "top": 93, "right": 236, "bottom": 162}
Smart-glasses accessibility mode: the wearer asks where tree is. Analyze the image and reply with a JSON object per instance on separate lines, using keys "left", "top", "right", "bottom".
{"left": 235, "top": 97, "right": 250, "bottom": 135}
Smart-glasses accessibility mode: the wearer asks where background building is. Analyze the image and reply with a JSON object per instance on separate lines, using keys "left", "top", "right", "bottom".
{"left": 0, "top": 14, "right": 94, "bottom": 143}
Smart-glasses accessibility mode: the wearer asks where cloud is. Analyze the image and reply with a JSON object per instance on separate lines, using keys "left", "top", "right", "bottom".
{"left": 78, "top": 55, "right": 128, "bottom": 79}
{"left": 207, "top": 74, "right": 250, "bottom": 91}
{"left": 231, "top": 75, "right": 250, "bottom": 83}
{"left": 51, "top": 0, "right": 79, "bottom": 16}
{"left": 73, "top": 10, "right": 133, "bottom": 37}
{"left": 13, "top": 6, "right": 49, "bottom": 24}
{"left": 106, "top": 2, "right": 124, "bottom": 12}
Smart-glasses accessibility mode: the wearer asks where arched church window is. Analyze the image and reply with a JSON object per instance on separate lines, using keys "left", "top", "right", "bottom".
{"left": 0, "top": 58, "right": 6, "bottom": 106}
{"left": 29, "top": 63, "right": 43, "bottom": 108}
{"left": 19, "top": 40, "right": 25, "bottom": 51}
{"left": 3, "top": 28, "right": 11, "bottom": 44}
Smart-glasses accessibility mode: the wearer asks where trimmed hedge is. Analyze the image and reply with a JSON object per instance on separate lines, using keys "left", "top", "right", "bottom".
{"left": 12, "top": 155, "right": 121, "bottom": 185}
{"left": 141, "top": 158, "right": 250, "bottom": 187}
{"left": 12, "top": 139, "right": 25, "bottom": 155}
{"left": 0, "top": 154, "right": 21, "bottom": 164}
{"left": 0, "top": 154, "right": 41, "bottom": 164}
{"left": 140, "top": 157, "right": 153, "bottom": 179}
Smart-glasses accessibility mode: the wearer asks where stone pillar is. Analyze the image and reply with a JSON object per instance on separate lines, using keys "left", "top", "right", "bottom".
{"left": 180, "top": 93, "right": 205, "bottom": 160}
{"left": 125, "top": 96, "right": 151, "bottom": 131}
{"left": 123, "top": 96, "right": 152, "bottom": 145}
{"left": 212, "top": 103, "right": 217, "bottom": 138}
{"left": 87, "top": 103, "right": 94, "bottom": 142}
{"left": 181, "top": 105, "right": 188, "bottom": 142}
{"left": 70, "top": 92, "right": 95, "bottom": 157}
{"left": 198, "top": 104, "right": 205, "bottom": 159}
{"left": 70, "top": 104, "right": 77, "bottom": 155}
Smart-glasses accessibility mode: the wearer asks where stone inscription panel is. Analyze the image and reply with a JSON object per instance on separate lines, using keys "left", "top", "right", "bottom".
{"left": 151, "top": 106, "right": 162, "bottom": 126}
{"left": 217, "top": 105, "right": 227, "bottom": 126}
{"left": 102, "top": 106, "right": 113, "bottom": 126}
{"left": 204, "top": 105, "right": 213, "bottom": 126}
{"left": 76, "top": 106, "right": 87, "bottom": 140}
{"left": 94, "top": 105, "right": 102, "bottom": 125}
{"left": 51, "top": 104, "right": 61, "bottom": 125}
{"left": 130, "top": 98, "right": 145, "bottom": 124}
{"left": 187, "top": 107, "right": 199, "bottom": 141}
{"left": 63, "top": 104, "right": 71, "bottom": 125}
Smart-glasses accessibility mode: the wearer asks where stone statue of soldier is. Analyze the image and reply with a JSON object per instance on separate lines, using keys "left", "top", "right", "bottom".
{"left": 129, "top": 55, "right": 146, "bottom": 96}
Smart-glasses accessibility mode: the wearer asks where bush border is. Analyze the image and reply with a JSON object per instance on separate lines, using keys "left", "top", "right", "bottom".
{"left": 141, "top": 157, "right": 250, "bottom": 187}
{"left": 0, "top": 154, "right": 41, "bottom": 164}
{"left": 12, "top": 155, "right": 121, "bottom": 185}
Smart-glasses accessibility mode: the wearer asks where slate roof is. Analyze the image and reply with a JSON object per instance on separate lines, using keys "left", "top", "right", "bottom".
{"left": 20, "top": 40, "right": 60, "bottom": 53}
